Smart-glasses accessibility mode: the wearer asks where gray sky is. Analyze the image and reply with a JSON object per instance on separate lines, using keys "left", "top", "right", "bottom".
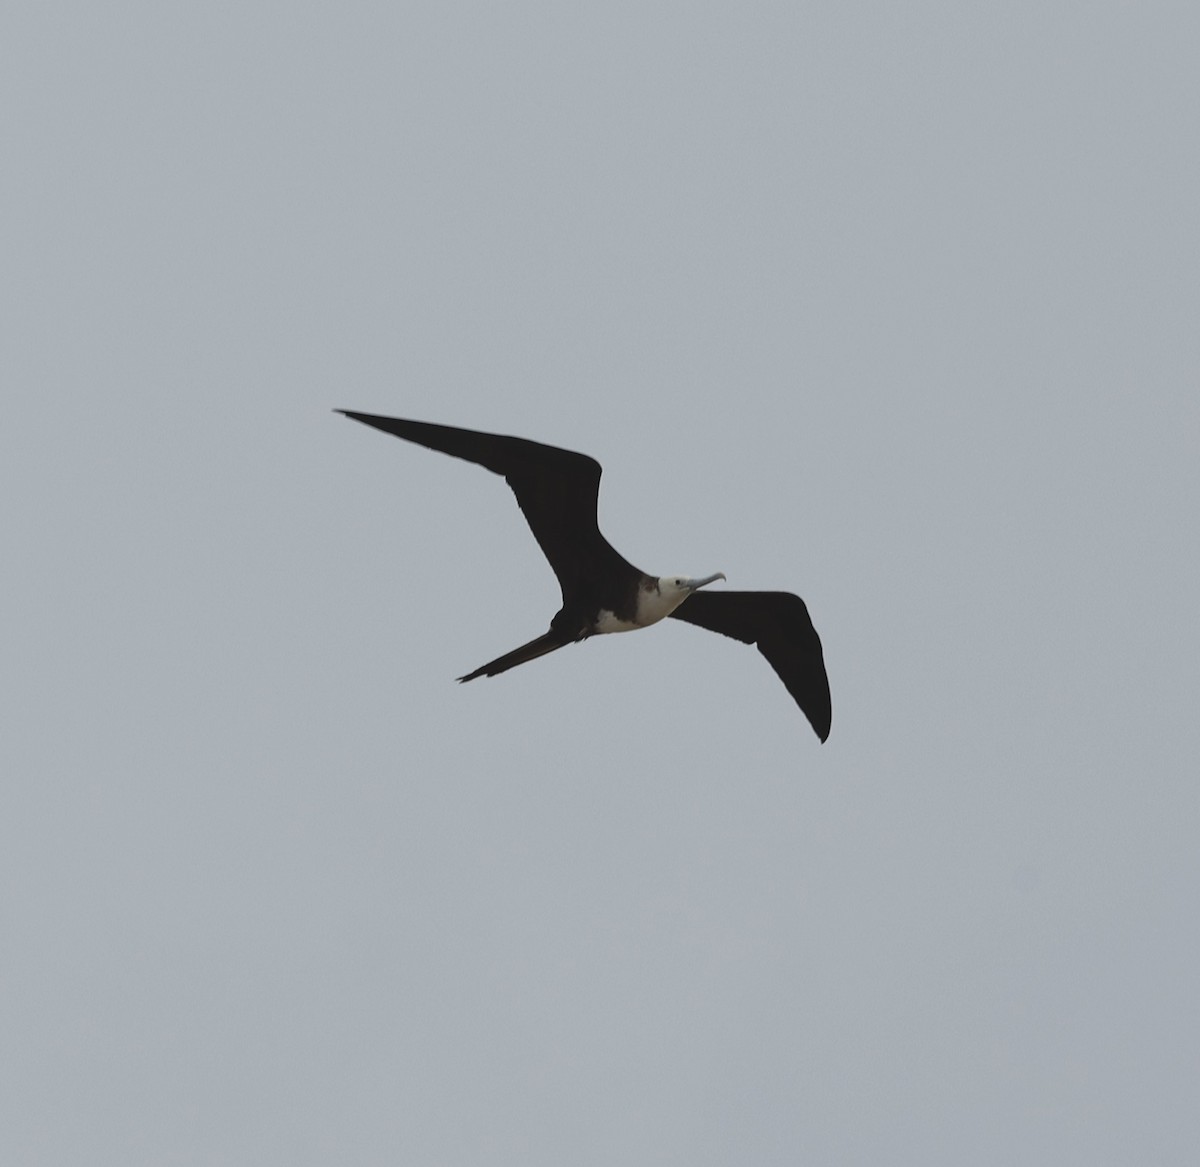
{"left": 4, "top": 3, "right": 1198, "bottom": 1164}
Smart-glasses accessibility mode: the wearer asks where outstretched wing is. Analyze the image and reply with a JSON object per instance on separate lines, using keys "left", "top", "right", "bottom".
{"left": 337, "top": 412, "right": 641, "bottom": 597}
{"left": 669, "top": 590, "right": 831, "bottom": 742}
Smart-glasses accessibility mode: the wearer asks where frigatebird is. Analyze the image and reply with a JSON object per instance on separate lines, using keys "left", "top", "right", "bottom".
{"left": 338, "top": 411, "right": 831, "bottom": 742}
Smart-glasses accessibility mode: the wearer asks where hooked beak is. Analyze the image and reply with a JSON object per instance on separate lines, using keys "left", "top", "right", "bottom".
{"left": 686, "top": 572, "right": 726, "bottom": 591}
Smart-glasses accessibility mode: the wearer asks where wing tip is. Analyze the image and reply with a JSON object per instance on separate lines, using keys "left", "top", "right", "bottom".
{"left": 810, "top": 689, "right": 832, "bottom": 743}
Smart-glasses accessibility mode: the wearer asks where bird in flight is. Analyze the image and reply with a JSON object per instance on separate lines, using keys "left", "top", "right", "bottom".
{"left": 338, "top": 412, "right": 831, "bottom": 742}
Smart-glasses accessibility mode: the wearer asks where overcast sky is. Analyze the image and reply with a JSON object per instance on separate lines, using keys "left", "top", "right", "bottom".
{"left": 4, "top": 3, "right": 1198, "bottom": 1164}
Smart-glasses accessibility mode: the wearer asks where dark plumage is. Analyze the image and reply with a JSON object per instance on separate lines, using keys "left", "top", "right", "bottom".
{"left": 338, "top": 411, "right": 831, "bottom": 742}
{"left": 668, "top": 591, "right": 831, "bottom": 741}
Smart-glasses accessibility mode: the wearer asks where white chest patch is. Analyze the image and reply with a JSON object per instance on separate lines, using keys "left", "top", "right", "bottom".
{"left": 594, "top": 584, "right": 685, "bottom": 635}
{"left": 594, "top": 608, "right": 642, "bottom": 634}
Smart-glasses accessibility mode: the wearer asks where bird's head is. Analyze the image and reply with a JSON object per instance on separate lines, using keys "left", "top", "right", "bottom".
{"left": 659, "top": 572, "right": 726, "bottom": 602}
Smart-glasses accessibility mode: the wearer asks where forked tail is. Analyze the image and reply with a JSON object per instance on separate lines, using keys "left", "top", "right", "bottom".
{"left": 457, "top": 631, "right": 568, "bottom": 683}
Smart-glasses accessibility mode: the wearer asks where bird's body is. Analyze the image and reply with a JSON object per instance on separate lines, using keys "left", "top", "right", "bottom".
{"left": 338, "top": 411, "right": 831, "bottom": 742}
